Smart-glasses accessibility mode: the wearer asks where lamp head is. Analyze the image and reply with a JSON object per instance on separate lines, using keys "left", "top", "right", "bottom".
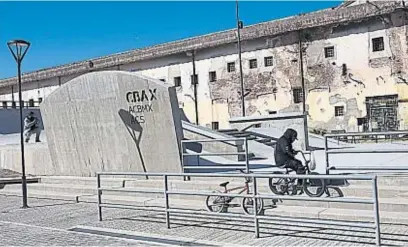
{"left": 7, "top": 39, "right": 30, "bottom": 62}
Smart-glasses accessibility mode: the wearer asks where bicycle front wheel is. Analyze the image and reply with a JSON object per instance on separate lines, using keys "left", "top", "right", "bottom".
{"left": 303, "top": 176, "right": 326, "bottom": 197}
{"left": 242, "top": 197, "right": 264, "bottom": 215}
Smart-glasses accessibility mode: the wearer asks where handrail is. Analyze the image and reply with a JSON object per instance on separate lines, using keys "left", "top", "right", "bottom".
{"left": 180, "top": 137, "right": 250, "bottom": 175}
{"left": 96, "top": 172, "right": 382, "bottom": 246}
{"left": 324, "top": 131, "right": 408, "bottom": 174}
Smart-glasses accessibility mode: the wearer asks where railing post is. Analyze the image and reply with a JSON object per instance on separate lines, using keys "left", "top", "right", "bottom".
{"left": 372, "top": 176, "right": 381, "bottom": 246}
{"left": 97, "top": 173, "right": 102, "bottom": 221}
{"left": 324, "top": 135, "right": 329, "bottom": 175}
{"left": 253, "top": 176, "right": 259, "bottom": 238}
{"left": 245, "top": 138, "right": 249, "bottom": 173}
{"left": 164, "top": 175, "right": 170, "bottom": 229}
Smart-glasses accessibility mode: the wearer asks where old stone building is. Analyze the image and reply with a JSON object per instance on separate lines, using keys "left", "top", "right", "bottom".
{"left": 1, "top": 0, "right": 408, "bottom": 133}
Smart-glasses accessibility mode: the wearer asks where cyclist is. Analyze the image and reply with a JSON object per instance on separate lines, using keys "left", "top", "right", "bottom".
{"left": 274, "top": 128, "right": 306, "bottom": 187}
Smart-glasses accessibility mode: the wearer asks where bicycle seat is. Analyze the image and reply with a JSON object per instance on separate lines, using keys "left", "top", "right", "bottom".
{"left": 219, "top": 182, "right": 229, "bottom": 187}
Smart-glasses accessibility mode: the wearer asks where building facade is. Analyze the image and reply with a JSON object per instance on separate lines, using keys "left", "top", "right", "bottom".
{"left": 1, "top": 1, "right": 408, "bottom": 133}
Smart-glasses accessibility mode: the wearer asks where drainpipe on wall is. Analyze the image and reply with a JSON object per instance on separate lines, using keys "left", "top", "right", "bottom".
{"left": 298, "top": 31, "right": 310, "bottom": 150}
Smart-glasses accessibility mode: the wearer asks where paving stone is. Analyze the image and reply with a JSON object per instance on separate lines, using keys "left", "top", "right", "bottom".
{"left": 0, "top": 195, "right": 407, "bottom": 246}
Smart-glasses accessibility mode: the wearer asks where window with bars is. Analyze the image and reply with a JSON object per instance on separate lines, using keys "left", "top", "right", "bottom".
{"left": 249, "top": 59, "right": 257, "bottom": 69}
{"left": 335, "top": 106, "right": 344, "bottom": 116}
{"left": 293, "top": 87, "right": 303, "bottom": 104}
{"left": 264, "top": 56, "right": 273, "bottom": 67}
{"left": 190, "top": 74, "right": 198, "bottom": 85}
{"left": 227, "top": 62, "right": 235, "bottom": 73}
{"left": 174, "top": 76, "right": 181, "bottom": 87}
{"left": 211, "top": 121, "right": 219, "bottom": 130}
{"left": 28, "top": 99, "right": 35, "bottom": 107}
{"left": 209, "top": 71, "right": 217, "bottom": 82}
{"left": 372, "top": 37, "right": 384, "bottom": 52}
{"left": 324, "top": 46, "right": 335, "bottom": 58}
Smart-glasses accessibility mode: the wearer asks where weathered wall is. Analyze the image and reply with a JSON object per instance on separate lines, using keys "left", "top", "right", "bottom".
{"left": 40, "top": 71, "right": 183, "bottom": 176}
{"left": 1, "top": 3, "right": 408, "bottom": 133}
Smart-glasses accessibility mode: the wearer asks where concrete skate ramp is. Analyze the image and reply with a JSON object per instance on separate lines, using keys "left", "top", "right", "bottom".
{"left": 40, "top": 71, "right": 183, "bottom": 176}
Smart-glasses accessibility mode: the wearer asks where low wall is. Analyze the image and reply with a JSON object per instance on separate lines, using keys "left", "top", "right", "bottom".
{"left": 0, "top": 143, "right": 52, "bottom": 175}
{"left": 0, "top": 109, "right": 44, "bottom": 135}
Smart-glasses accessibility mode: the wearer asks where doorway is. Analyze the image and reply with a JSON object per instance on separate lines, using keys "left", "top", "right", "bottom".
{"left": 365, "top": 94, "right": 399, "bottom": 132}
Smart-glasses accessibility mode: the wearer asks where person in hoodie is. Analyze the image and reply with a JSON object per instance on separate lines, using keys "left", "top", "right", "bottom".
{"left": 274, "top": 128, "right": 306, "bottom": 185}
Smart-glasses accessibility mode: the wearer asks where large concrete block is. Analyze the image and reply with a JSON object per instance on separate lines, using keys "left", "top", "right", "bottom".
{"left": 40, "top": 71, "right": 183, "bottom": 176}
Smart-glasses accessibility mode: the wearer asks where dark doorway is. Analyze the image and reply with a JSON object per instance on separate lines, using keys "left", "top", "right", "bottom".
{"left": 365, "top": 94, "right": 398, "bottom": 132}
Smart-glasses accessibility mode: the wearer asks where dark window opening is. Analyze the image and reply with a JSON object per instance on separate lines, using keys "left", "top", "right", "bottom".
{"left": 372, "top": 37, "right": 384, "bottom": 52}
{"left": 264, "top": 56, "right": 273, "bottom": 67}
{"left": 11, "top": 101, "right": 16, "bottom": 109}
{"left": 28, "top": 99, "right": 35, "bottom": 107}
{"left": 159, "top": 79, "right": 166, "bottom": 82}
{"left": 357, "top": 117, "right": 367, "bottom": 126}
{"left": 268, "top": 110, "right": 277, "bottom": 115}
{"left": 335, "top": 106, "right": 344, "bottom": 116}
{"left": 211, "top": 121, "right": 219, "bottom": 130}
{"left": 342, "top": 64, "right": 347, "bottom": 76}
{"left": 2, "top": 101, "right": 7, "bottom": 109}
{"left": 324, "top": 46, "right": 335, "bottom": 58}
{"left": 254, "top": 123, "right": 261, "bottom": 128}
{"left": 249, "top": 59, "right": 257, "bottom": 69}
{"left": 209, "top": 71, "right": 217, "bottom": 82}
{"left": 190, "top": 74, "right": 198, "bottom": 85}
{"left": 227, "top": 62, "right": 235, "bottom": 73}
{"left": 293, "top": 88, "right": 303, "bottom": 104}
{"left": 174, "top": 77, "right": 181, "bottom": 87}
{"left": 38, "top": 97, "right": 43, "bottom": 104}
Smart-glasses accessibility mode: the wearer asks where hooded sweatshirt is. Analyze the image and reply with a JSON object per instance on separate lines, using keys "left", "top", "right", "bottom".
{"left": 274, "top": 128, "right": 298, "bottom": 167}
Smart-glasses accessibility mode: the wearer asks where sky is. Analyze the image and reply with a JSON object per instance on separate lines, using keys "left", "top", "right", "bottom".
{"left": 0, "top": 1, "right": 340, "bottom": 79}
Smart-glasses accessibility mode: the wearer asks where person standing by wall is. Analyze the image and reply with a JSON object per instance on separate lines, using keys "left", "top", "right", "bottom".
{"left": 24, "top": 111, "right": 41, "bottom": 143}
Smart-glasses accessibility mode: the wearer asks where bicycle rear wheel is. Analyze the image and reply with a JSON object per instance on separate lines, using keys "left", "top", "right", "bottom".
{"left": 269, "top": 172, "right": 287, "bottom": 195}
{"left": 205, "top": 192, "right": 227, "bottom": 213}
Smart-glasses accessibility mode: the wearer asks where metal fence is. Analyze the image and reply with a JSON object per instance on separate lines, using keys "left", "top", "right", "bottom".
{"left": 324, "top": 131, "right": 408, "bottom": 174}
{"left": 180, "top": 137, "right": 250, "bottom": 173}
{"left": 97, "top": 172, "right": 382, "bottom": 246}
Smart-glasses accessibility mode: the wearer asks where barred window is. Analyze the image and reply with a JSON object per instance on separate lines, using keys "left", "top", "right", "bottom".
{"left": 293, "top": 88, "right": 303, "bottom": 104}
{"left": 372, "top": 37, "right": 384, "bottom": 52}
{"left": 324, "top": 46, "right": 335, "bottom": 58}
{"left": 335, "top": 106, "right": 344, "bottom": 116}
{"left": 249, "top": 59, "right": 257, "bottom": 69}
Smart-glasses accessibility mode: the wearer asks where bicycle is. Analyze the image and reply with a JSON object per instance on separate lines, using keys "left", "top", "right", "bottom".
{"left": 269, "top": 150, "right": 327, "bottom": 197}
{"left": 205, "top": 170, "right": 264, "bottom": 215}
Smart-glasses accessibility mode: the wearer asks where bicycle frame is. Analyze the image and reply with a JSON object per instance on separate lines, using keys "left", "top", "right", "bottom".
{"left": 223, "top": 183, "right": 249, "bottom": 194}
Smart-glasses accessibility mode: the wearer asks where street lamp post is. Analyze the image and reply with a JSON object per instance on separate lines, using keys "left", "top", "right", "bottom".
{"left": 235, "top": 0, "right": 245, "bottom": 117}
{"left": 7, "top": 39, "right": 30, "bottom": 208}
{"left": 186, "top": 51, "right": 199, "bottom": 125}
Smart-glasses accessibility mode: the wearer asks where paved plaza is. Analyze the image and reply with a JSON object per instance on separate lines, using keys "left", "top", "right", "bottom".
{"left": 0, "top": 195, "right": 408, "bottom": 246}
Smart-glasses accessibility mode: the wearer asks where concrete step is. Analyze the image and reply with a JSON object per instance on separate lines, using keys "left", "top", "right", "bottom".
{"left": 4, "top": 188, "right": 408, "bottom": 224}
{"left": 39, "top": 176, "right": 127, "bottom": 187}
{"left": 3, "top": 181, "right": 408, "bottom": 213}
{"left": 33, "top": 176, "right": 408, "bottom": 201}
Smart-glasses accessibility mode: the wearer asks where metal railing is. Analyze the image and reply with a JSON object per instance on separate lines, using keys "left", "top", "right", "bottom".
{"left": 97, "top": 172, "right": 382, "bottom": 246}
{"left": 324, "top": 131, "right": 408, "bottom": 174}
{"left": 180, "top": 137, "right": 250, "bottom": 173}
{"left": 1, "top": 100, "right": 42, "bottom": 109}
